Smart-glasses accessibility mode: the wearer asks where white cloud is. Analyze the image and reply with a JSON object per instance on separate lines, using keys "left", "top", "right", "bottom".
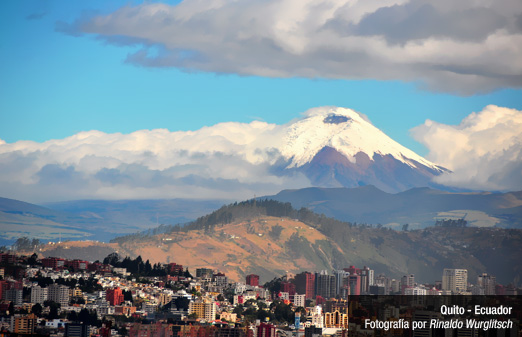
{"left": 2, "top": 106, "right": 520, "bottom": 202}
{"left": 0, "top": 120, "right": 310, "bottom": 203}
{"left": 411, "top": 105, "right": 522, "bottom": 191}
{"left": 58, "top": 0, "right": 522, "bottom": 94}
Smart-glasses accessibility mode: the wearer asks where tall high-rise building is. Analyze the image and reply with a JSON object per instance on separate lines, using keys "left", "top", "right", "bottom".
{"left": 106, "top": 287, "right": 124, "bottom": 306}
{"left": 280, "top": 282, "right": 294, "bottom": 296}
{"left": 5, "top": 289, "right": 22, "bottom": 305}
{"left": 315, "top": 271, "right": 336, "bottom": 299}
{"left": 48, "top": 284, "right": 70, "bottom": 307}
{"left": 361, "top": 266, "right": 374, "bottom": 294}
{"left": 246, "top": 274, "right": 260, "bottom": 287}
{"left": 442, "top": 269, "right": 468, "bottom": 293}
{"left": 477, "top": 273, "right": 496, "bottom": 295}
{"left": 333, "top": 270, "right": 349, "bottom": 296}
{"left": 347, "top": 275, "right": 361, "bottom": 296}
{"left": 294, "top": 272, "right": 315, "bottom": 299}
{"left": 31, "top": 285, "right": 48, "bottom": 304}
{"left": 401, "top": 274, "right": 415, "bottom": 294}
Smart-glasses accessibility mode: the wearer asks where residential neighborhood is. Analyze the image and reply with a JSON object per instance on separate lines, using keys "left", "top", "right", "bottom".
{"left": 0, "top": 250, "right": 520, "bottom": 337}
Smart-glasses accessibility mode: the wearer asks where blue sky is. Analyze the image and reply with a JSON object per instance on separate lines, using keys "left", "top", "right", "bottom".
{"left": 1, "top": 0, "right": 521, "bottom": 156}
{"left": 0, "top": 0, "right": 521, "bottom": 203}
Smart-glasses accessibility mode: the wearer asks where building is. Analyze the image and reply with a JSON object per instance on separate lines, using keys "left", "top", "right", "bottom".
{"left": 294, "top": 272, "right": 315, "bottom": 299}
{"left": 361, "top": 266, "right": 374, "bottom": 293}
{"left": 477, "top": 273, "right": 496, "bottom": 295}
{"left": 48, "top": 283, "right": 70, "bottom": 307}
{"left": 196, "top": 268, "right": 213, "bottom": 279}
{"left": 31, "top": 285, "right": 48, "bottom": 304}
{"left": 246, "top": 274, "right": 259, "bottom": 287}
{"left": 281, "top": 281, "right": 296, "bottom": 296}
{"left": 309, "top": 306, "right": 324, "bottom": 328}
{"left": 65, "top": 323, "right": 90, "bottom": 337}
{"left": 65, "top": 259, "right": 89, "bottom": 271}
{"left": 347, "top": 275, "right": 361, "bottom": 296}
{"left": 404, "top": 287, "right": 427, "bottom": 295}
{"left": 41, "top": 257, "right": 66, "bottom": 270}
{"left": 106, "top": 287, "right": 125, "bottom": 306}
{"left": 14, "top": 314, "right": 37, "bottom": 334}
{"left": 213, "top": 273, "right": 228, "bottom": 287}
{"left": 315, "top": 271, "right": 336, "bottom": 299}
{"left": 293, "top": 294, "right": 306, "bottom": 308}
{"left": 189, "top": 300, "right": 217, "bottom": 321}
{"left": 5, "top": 289, "right": 22, "bottom": 305}
{"left": 369, "top": 285, "right": 386, "bottom": 295}
{"left": 401, "top": 274, "right": 415, "bottom": 294}
{"left": 442, "top": 269, "right": 468, "bottom": 294}
{"left": 168, "top": 263, "right": 184, "bottom": 275}
{"left": 257, "top": 323, "right": 276, "bottom": 337}
{"left": 324, "top": 310, "right": 348, "bottom": 329}
{"left": 333, "top": 270, "right": 349, "bottom": 296}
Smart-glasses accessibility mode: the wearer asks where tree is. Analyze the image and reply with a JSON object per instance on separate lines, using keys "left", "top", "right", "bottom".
{"left": 402, "top": 224, "right": 409, "bottom": 232}
{"left": 103, "top": 252, "right": 120, "bottom": 266}
{"left": 27, "top": 253, "right": 38, "bottom": 266}
{"left": 269, "top": 225, "right": 284, "bottom": 240}
{"left": 31, "top": 303, "right": 43, "bottom": 316}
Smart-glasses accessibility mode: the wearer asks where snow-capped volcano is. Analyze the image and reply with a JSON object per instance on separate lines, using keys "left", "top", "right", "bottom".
{"left": 279, "top": 107, "right": 443, "bottom": 171}
{"left": 276, "top": 107, "right": 447, "bottom": 192}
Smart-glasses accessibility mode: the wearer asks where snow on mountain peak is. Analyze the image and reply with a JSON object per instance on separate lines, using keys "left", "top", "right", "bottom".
{"left": 280, "top": 107, "right": 443, "bottom": 171}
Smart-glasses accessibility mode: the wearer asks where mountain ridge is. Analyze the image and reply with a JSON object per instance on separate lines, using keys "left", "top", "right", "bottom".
{"left": 39, "top": 199, "right": 522, "bottom": 285}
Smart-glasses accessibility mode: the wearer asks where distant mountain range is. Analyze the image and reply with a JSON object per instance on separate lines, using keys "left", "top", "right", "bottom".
{"left": 267, "top": 186, "right": 522, "bottom": 229}
{"left": 1, "top": 185, "right": 521, "bottom": 245}
{"left": 0, "top": 197, "right": 226, "bottom": 244}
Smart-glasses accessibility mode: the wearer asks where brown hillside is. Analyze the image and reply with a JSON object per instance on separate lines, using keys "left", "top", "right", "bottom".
{"left": 116, "top": 216, "right": 343, "bottom": 282}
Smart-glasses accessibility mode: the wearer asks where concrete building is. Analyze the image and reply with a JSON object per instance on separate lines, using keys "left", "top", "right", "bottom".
{"left": 48, "top": 283, "right": 70, "bottom": 307}
{"left": 246, "top": 274, "right": 259, "bottom": 287}
{"left": 315, "top": 271, "right": 336, "bottom": 299}
{"left": 293, "top": 294, "right": 306, "bottom": 308}
{"left": 442, "top": 269, "right": 468, "bottom": 294}
{"left": 31, "top": 285, "right": 48, "bottom": 304}
{"left": 477, "top": 273, "right": 496, "bottom": 295}
{"left": 189, "top": 300, "right": 217, "bottom": 321}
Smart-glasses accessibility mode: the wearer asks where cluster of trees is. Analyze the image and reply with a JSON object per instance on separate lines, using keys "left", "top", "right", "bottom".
{"left": 232, "top": 298, "right": 304, "bottom": 324}
{"left": 29, "top": 275, "right": 103, "bottom": 294}
{"left": 12, "top": 237, "right": 41, "bottom": 251}
{"left": 102, "top": 253, "right": 190, "bottom": 278}
{"left": 435, "top": 219, "right": 468, "bottom": 227}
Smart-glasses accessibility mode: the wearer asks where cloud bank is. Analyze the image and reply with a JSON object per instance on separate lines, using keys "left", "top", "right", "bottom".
{"left": 59, "top": 0, "right": 522, "bottom": 94}
{"left": 1, "top": 106, "right": 520, "bottom": 203}
{"left": 412, "top": 105, "right": 522, "bottom": 191}
{"left": 0, "top": 121, "right": 311, "bottom": 202}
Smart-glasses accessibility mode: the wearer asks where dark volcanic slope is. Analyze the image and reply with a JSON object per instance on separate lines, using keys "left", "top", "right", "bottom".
{"left": 299, "top": 146, "right": 446, "bottom": 193}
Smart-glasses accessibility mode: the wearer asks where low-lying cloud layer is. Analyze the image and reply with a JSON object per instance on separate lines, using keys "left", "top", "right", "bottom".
{"left": 1, "top": 106, "right": 520, "bottom": 202}
{"left": 412, "top": 105, "right": 522, "bottom": 191}
{"left": 0, "top": 122, "right": 310, "bottom": 202}
{"left": 59, "top": 0, "right": 522, "bottom": 94}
